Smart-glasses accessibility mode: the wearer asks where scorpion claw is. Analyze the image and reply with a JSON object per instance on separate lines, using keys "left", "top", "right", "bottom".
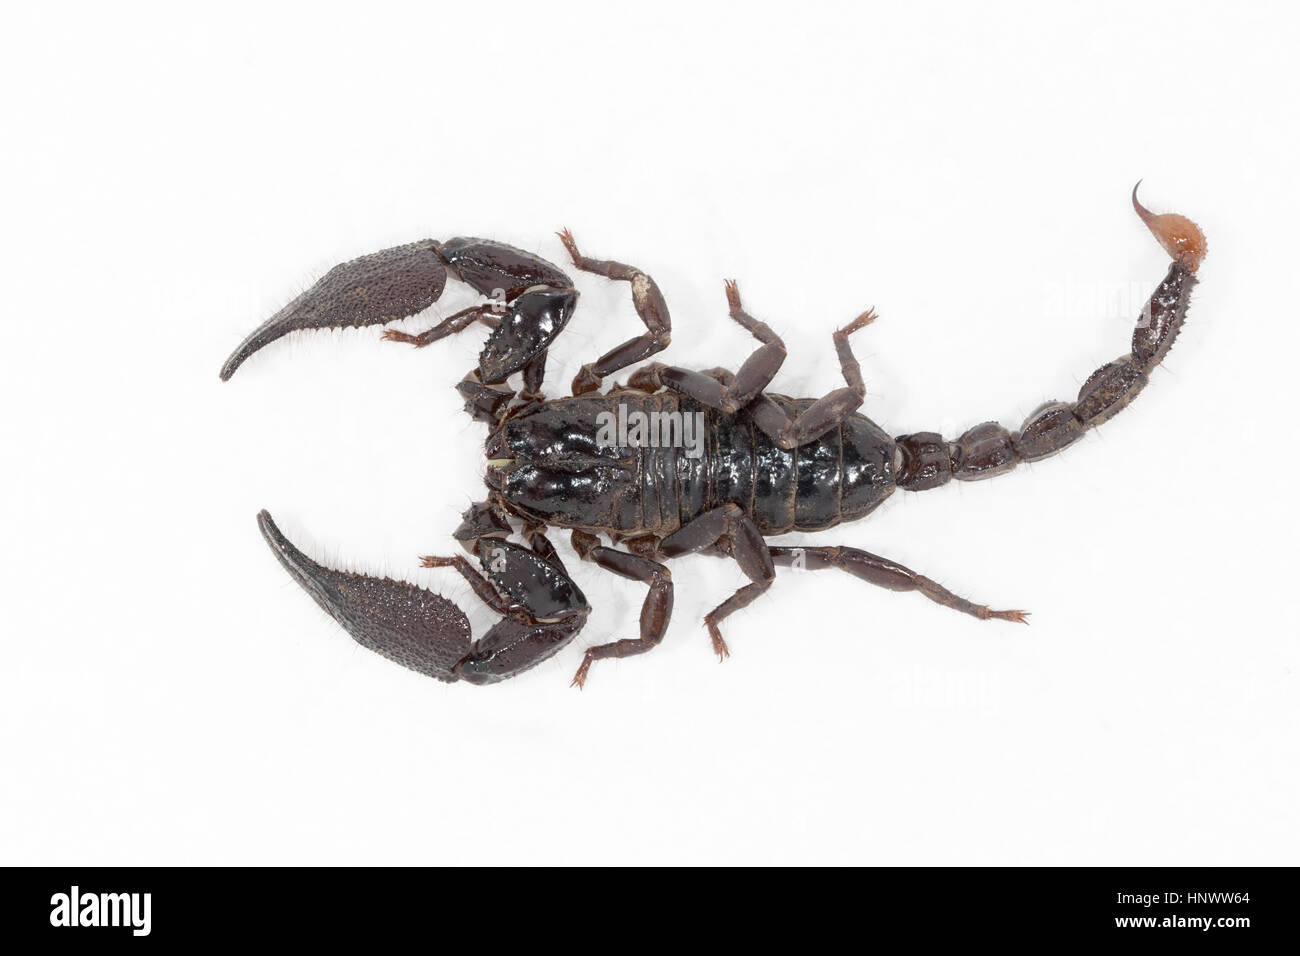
{"left": 256, "top": 510, "right": 473, "bottom": 682}
{"left": 477, "top": 287, "right": 579, "bottom": 384}
{"left": 220, "top": 240, "right": 448, "bottom": 380}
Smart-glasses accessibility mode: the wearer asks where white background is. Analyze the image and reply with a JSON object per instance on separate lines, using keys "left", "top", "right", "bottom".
{"left": 2, "top": 2, "right": 1296, "bottom": 865}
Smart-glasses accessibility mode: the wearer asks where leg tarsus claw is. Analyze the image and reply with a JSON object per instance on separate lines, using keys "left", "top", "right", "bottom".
{"left": 570, "top": 653, "right": 594, "bottom": 689}
{"left": 992, "top": 609, "right": 1031, "bottom": 625}
{"left": 556, "top": 228, "right": 581, "bottom": 265}
{"left": 706, "top": 621, "right": 731, "bottom": 661}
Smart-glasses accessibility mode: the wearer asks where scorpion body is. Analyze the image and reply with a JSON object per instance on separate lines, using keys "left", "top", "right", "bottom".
{"left": 490, "top": 391, "right": 896, "bottom": 536}
{"left": 223, "top": 186, "right": 1206, "bottom": 687}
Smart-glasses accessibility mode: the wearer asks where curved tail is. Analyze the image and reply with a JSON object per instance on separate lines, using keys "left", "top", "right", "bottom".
{"left": 894, "top": 184, "right": 1206, "bottom": 490}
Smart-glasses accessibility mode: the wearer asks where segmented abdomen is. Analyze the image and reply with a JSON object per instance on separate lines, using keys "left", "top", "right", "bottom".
{"left": 692, "top": 396, "right": 897, "bottom": 535}
{"left": 498, "top": 391, "right": 897, "bottom": 537}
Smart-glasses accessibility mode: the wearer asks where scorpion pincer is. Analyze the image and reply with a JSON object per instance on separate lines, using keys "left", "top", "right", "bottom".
{"left": 221, "top": 185, "right": 1206, "bottom": 687}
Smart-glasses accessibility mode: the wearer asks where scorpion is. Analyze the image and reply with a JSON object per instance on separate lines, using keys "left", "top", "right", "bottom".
{"left": 220, "top": 186, "right": 1206, "bottom": 687}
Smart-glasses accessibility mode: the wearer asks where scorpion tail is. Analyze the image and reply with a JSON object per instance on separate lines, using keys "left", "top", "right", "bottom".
{"left": 893, "top": 184, "right": 1205, "bottom": 490}
{"left": 219, "top": 240, "right": 448, "bottom": 380}
{"left": 256, "top": 510, "right": 473, "bottom": 682}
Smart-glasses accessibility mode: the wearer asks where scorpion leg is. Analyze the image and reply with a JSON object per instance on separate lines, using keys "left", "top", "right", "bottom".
{"left": 659, "top": 504, "right": 775, "bottom": 659}
{"left": 621, "top": 533, "right": 664, "bottom": 559}
{"left": 568, "top": 531, "right": 674, "bottom": 689}
{"left": 556, "top": 229, "right": 673, "bottom": 395}
{"left": 625, "top": 363, "right": 734, "bottom": 393}
{"left": 653, "top": 282, "right": 876, "bottom": 444}
{"left": 624, "top": 362, "right": 668, "bottom": 393}
{"left": 651, "top": 280, "right": 788, "bottom": 413}
{"left": 768, "top": 546, "right": 1029, "bottom": 624}
{"left": 745, "top": 307, "right": 877, "bottom": 449}
{"left": 701, "top": 367, "right": 737, "bottom": 388}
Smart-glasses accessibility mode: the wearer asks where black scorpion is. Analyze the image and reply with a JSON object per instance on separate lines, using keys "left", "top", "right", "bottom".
{"left": 220, "top": 186, "right": 1206, "bottom": 686}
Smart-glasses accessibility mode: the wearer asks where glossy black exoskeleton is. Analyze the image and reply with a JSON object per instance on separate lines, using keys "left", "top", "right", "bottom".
{"left": 222, "top": 187, "right": 1206, "bottom": 686}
